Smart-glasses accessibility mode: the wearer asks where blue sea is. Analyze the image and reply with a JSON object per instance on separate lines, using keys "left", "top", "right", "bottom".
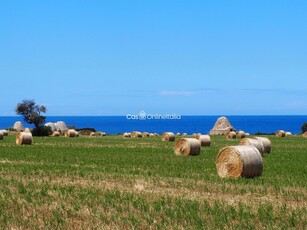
{"left": 1, "top": 115, "right": 307, "bottom": 134}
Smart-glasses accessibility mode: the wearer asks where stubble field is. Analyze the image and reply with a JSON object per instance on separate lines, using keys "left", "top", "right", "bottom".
{"left": 0, "top": 134, "right": 306, "bottom": 229}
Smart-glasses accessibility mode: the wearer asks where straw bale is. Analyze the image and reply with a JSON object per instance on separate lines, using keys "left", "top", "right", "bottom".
{"left": 174, "top": 138, "right": 201, "bottom": 156}
{"left": 239, "top": 138, "right": 264, "bottom": 156}
{"left": 162, "top": 132, "right": 175, "bottom": 141}
{"left": 16, "top": 131, "right": 33, "bottom": 145}
{"left": 195, "top": 134, "right": 211, "bottom": 147}
{"left": 252, "top": 137, "right": 272, "bottom": 153}
{"left": 276, "top": 130, "right": 286, "bottom": 137}
{"left": 226, "top": 131, "right": 236, "bottom": 139}
{"left": 216, "top": 145, "right": 263, "bottom": 178}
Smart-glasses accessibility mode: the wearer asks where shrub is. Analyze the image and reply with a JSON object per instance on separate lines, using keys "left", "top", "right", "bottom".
{"left": 32, "top": 126, "right": 52, "bottom": 136}
{"left": 76, "top": 128, "right": 96, "bottom": 135}
{"left": 301, "top": 123, "right": 307, "bottom": 134}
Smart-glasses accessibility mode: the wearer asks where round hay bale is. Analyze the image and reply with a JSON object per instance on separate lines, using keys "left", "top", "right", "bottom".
{"left": 24, "top": 128, "right": 31, "bottom": 132}
{"left": 64, "top": 129, "right": 78, "bottom": 137}
{"left": 252, "top": 137, "right": 272, "bottom": 154}
{"left": 239, "top": 138, "right": 264, "bottom": 156}
{"left": 245, "top": 133, "right": 250, "bottom": 136}
{"left": 226, "top": 131, "right": 236, "bottom": 139}
{"left": 90, "top": 132, "right": 96, "bottom": 137}
{"left": 131, "top": 131, "right": 142, "bottom": 138}
{"left": 0, "top": 131, "right": 3, "bottom": 140}
{"left": 0, "top": 130, "right": 9, "bottom": 136}
{"left": 142, "top": 132, "right": 149, "bottom": 137}
{"left": 162, "top": 132, "right": 175, "bottom": 142}
{"left": 303, "top": 132, "right": 307, "bottom": 138}
{"left": 182, "top": 133, "right": 187, "bottom": 137}
{"left": 195, "top": 134, "right": 211, "bottom": 147}
{"left": 16, "top": 131, "right": 33, "bottom": 145}
{"left": 174, "top": 138, "right": 201, "bottom": 156}
{"left": 216, "top": 145, "right": 263, "bottom": 178}
{"left": 236, "top": 131, "right": 246, "bottom": 139}
{"left": 52, "top": 131, "right": 60, "bottom": 137}
{"left": 276, "top": 130, "right": 285, "bottom": 137}
{"left": 123, "top": 132, "right": 131, "bottom": 138}
{"left": 149, "top": 133, "right": 155, "bottom": 137}
{"left": 285, "top": 132, "right": 292, "bottom": 136}
{"left": 176, "top": 132, "right": 180, "bottom": 136}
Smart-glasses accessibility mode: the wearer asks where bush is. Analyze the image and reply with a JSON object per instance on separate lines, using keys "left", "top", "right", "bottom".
{"left": 254, "top": 132, "right": 275, "bottom": 135}
{"left": 76, "top": 128, "right": 96, "bottom": 135}
{"left": 301, "top": 123, "right": 307, "bottom": 134}
{"left": 32, "top": 126, "right": 52, "bottom": 136}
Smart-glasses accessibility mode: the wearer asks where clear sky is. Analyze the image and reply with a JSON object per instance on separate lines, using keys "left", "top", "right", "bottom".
{"left": 1, "top": 1, "right": 306, "bottom": 116}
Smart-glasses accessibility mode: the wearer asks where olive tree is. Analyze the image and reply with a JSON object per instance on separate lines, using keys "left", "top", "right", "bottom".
{"left": 15, "top": 99, "right": 47, "bottom": 129}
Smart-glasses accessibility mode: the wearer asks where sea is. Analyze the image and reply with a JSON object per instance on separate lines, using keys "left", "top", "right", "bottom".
{"left": 1, "top": 115, "right": 307, "bottom": 135}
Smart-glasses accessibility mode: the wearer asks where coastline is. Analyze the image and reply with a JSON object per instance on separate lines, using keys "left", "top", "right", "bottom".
{"left": 1, "top": 115, "right": 306, "bottom": 135}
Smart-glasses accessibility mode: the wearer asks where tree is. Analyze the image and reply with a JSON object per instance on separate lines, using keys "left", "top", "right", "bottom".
{"left": 15, "top": 99, "right": 47, "bottom": 129}
{"left": 302, "top": 122, "right": 307, "bottom": 134}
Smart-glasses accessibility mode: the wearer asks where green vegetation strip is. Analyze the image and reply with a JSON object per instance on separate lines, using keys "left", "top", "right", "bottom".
{"left": 0, "top": 135, "right": 306, "bottom": 229}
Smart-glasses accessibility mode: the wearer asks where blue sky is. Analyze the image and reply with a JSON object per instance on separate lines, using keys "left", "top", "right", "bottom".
{"left": 1, "top": 1, "right": 306, "bottom": 116}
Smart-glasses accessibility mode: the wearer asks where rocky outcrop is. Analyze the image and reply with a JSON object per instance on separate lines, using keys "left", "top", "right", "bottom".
{"left": 210, "top": 116, "right": 235, "bottom": 135}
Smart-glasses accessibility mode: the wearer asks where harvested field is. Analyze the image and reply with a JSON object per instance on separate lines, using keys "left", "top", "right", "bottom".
{"left": 0, "top": 134, "right": 306, "bottom": 229}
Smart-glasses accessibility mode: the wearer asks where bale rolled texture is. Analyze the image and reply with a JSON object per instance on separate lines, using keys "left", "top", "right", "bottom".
{"left": 64, "top": 129, "right": 78, "bottom": 137}
{"left": 236, "top": 131, "right": 246, "bottom": 139}
{"left": 0, "top": 130, "right": 9, "bottom": 136}
{"left": 162, "top": 132, "right": 175, "bottom": 141}
{"left": 216, "top": 145, "right": 263, "bottom": 178}
{"left": 52, "top": 131, "right": 60, "bottom": 137}
{"left": 252, "top": 137, "right": 272, "bottom": 154}
{"left": 16, "top": 131, "right": 33, "bottom": 145}
{"left": 0, "top": 131, "right": 3, "bottom": 140}
{"left": 90, "top": 132, "right": 96, "bottom": 136}
{"left": 276, "top": 130, "right": 286, "bottom": 137}
{"left": 131, "top": 131, "right": 142, "bottom": 138}
{"left": 285, "top": 132, "right": 292, "bottom": 136}
{"left": 239, "top": 138, "right": 264, "bottom": 156}
{"left": 226, "top": 131, "right": 236, "bottom": 139}
{"left": 123, "top": 132, "right": 131, "bottom": 138}
{"left": 196, "top": 134, "right": 211, "bottom": 147}
{"left": 303, "top": 132, "right": 307, "bottom": 138}
{"left": 174, "top": 138, "right": 201, "bottom": 156}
